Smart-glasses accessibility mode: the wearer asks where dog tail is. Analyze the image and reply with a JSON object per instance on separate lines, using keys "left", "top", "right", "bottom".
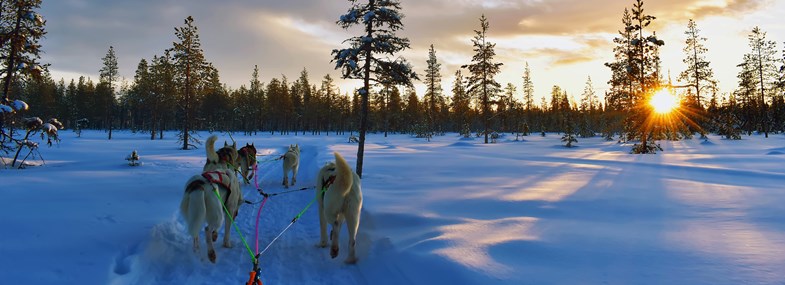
{"left": 180, "top": 178, "right": 207, "bottom": 238}
{"left": 332, "top": 151, "right": 353, "bottom": 197}
{"left": 206, "top": 135, "right": 218, "bottom": 164}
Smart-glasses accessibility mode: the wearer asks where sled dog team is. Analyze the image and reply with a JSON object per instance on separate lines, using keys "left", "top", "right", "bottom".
{"left": 179, "top": 135, "right": 363, "bottom": 264}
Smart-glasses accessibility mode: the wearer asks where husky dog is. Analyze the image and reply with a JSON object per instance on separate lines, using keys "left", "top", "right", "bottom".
{"left": 315, "top": 152, "right": 363, "bottom": 264}
{"left": 281, "top": 144, "right": 300, "bottom": 188}
{"left": 237, "top": 143, "right": 258, "bottom": 184}
{"left": 181, "top": 135, "right": 243, "bottom": 263}
{"left": 204, "top": 137, "right": 238, "bottom": 173}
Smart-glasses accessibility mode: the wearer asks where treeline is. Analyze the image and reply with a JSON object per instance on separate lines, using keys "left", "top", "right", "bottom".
{"left": 9, "top": 0, "right": 785, "bottom": 146}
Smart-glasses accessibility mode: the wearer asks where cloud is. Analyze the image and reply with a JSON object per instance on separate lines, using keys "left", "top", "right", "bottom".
{"left": 38, "top": 0, "right": 775, "bottom": 97}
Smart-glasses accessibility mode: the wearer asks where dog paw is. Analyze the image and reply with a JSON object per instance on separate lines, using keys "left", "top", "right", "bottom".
{"left": 223, "top": 241, "right": 233, "bottom": 248}
{"left": 330, "top": 246, "right": 339, "bottom": 258}
{"left": 344, "top": 256, "right": 358, "bottom": 264}
{"left": 316, "top": 241, "right": 327, "bottom": 248}
{"left": 208, "top": 250, "right": 217, "bottom": 263}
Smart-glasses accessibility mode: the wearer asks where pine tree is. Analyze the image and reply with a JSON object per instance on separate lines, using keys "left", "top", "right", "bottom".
{"left": 501, "top": 83, "right": 516, "bottom": 132}
{"left": 626, "top": 0, "right": 665, "bottom": 153}
{"left": 781, "top": 42, "right": 785, "bottom": 91}
{"left": 745, "top": 26, "right": 779, "bottom": 138}
{"left": 297, "top": 68, "right": 312, "bottom": 134}
{"left": 1, "top": 0, "right": 46, "bottom": 152}
{"left": 605, "top": 8, "right": 635, "bottom": 111}
{"left": 462, "top": 14, "right": 503, "bottom": 144}
{"left": 170, "top": 16, "right": 209, "bottom": 150}
{"left": 127, "top": 59, "right": 150, "bottom": 133}
{"left": 149, "top": 51, "right": 176, "bottom": 140}
{"left": 320, "top": 74, "right": 337, "bottom": 135}
{"left": 332, "top": 0, "right": 418, "bottom": 177}
{"left": 561, "top": 114, "right": 578, "bottom": 147}
{"left": 451, "top": 70, "right": 470, "bottom": 130}
{"left": 521, "top": 62, "right": 535, "bottom": 111}
{"left": 99, "top": 46, "right": 119, "bottom": 139}
{"left": 424, "top": 44, "right": 442, "bottom": 137}
{"left": 2, "top": 0, "right": 45, "bottom": 102}
{"left": 250, "top": 65, "right": 265, "bottom": 134}
{"left": 679, "top": 19, "right": 715, "bottom": 106}
{"left": 580, "top": 76, "right": 597, "bottom": 112}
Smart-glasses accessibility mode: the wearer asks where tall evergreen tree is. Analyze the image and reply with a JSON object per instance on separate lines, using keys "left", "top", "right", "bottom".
{"left": 320, "top": 74, "right": 337, "bottom": 135}
{"left": 332, "top": 0, "right": 418, "bottom": 177}
{"left": 249, "top": 65, "right": 265, "bottom": 133}
{"left": 423, "top": 44, "right": 442, "bottom": 136}
{"left": 580, "top": 76, "right": 597, "bottom": 112}
{"left": 679, "top": 19, "right": 715, "bottom": 106}
{"left": 1, "top": 0, "right": 45, "bottom": 102}
{"left": 297, "top": 68, "right": 312, "bottom": 134}
{"left": 1, "top": 0, "right": 46, "bottom": 150}
{"left": 605, "top": 8, "right": 635, "bottom": 111}
{"left": 99, "top": 46, "right": 119, "bottom": 139}
{"left": 451, "top": 70, "right": 470, "bottom": 130}
{"left": 745, "top": 26, "right": 779, "bottom": 137}
{"left": 170, "top": 16, "right": 209, "bottom": 149}
{"left": 627, "top": 0, "right": 665, "bottom": 153}
{"left": 149, "top": 51, "right": 177, "bottom": 140}
{"left": 521, "top": 62, "right": 535, "bottom": 111}
{"left": 462, "top": 14, "right": 503, "bottom": 144}
{"left": 735, "top": 55, "right": 759, "bottom": 135}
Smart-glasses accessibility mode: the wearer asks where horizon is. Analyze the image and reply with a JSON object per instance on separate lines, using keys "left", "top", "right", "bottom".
{"left": 40, "top": 0, "right": 785, "bottom": 103}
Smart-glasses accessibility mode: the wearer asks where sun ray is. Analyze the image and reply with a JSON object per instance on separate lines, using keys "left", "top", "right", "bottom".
{"left": 650, "top": 89, "right": 679, "bottom": 114}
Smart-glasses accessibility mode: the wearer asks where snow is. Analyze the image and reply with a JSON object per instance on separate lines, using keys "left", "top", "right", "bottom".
{"left": 2, "top": 130, "right": 785, "bottom": 284}
{"left": 0, "top": 104, "right": 12, "bottom": 113}
{"left": 12, "top": 99, "right": 28, "bottom": 111}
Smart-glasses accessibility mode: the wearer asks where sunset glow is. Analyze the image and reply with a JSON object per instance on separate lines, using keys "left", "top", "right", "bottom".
{"left": 650, "top": 89, "right": 679, "bottom": 114}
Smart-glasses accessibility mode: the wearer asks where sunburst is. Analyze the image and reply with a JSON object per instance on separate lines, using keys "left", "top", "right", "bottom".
{"left": 650, "top": 89, "right": 679, "bottom": 114}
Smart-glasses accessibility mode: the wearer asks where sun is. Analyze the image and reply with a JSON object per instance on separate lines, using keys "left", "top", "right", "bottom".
{"left": 650, "top": 89, "right": 679, "bottom": 114}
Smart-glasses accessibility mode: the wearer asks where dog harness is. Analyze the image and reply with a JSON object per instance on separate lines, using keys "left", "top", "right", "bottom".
{"left": 239, "top": 146, "right": 257, "bottom": 166}
{"left": 320, "top": 175, "right": 336, "bottom": 200}
{"left": 202, "top": 171, "right": 234, "bottom": 204}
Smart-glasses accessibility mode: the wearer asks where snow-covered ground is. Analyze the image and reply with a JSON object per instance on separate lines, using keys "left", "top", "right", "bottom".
{"left": 2, "top": 130, "right": 785, "bottom": 285}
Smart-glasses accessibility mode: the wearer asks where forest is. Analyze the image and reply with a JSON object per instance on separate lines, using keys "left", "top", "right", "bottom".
{"left": 2, "top": 0, "right": 785, "bottom": 156}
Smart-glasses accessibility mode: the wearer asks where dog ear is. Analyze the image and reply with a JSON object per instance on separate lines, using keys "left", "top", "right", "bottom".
{"left": 224, "top": 141, "right": 228, "bottom": 147}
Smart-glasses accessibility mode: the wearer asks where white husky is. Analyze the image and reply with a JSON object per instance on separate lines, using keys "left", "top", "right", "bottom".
{"left": 180, "top": 135, "right": 243, "bottom": 263}
{"left": 315, "top": 152, "right": 363, "bottom": 264}
{"left": 281, "top": 144, "right": 300, "bottom": 188}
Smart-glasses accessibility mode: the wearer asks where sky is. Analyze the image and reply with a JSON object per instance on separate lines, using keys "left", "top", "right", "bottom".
{"left": 39, "top": 0, "right": 785, "bottom": 103}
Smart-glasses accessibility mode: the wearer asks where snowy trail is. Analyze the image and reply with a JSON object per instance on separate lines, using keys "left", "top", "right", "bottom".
{"left": 5, "top": 131, "right": 785, "bottom": 285}
{"left": 108, "top": 141, "right": 371, "bottom": 285}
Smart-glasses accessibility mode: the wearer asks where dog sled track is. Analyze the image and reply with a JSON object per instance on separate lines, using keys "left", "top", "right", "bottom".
{"left": 107, "top": 141, "right": 375, "bottom": 285}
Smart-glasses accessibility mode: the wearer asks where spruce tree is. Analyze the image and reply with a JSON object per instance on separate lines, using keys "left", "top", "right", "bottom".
{"left": 332, "top": 0, "right": 417, "bottom": 177}
{"left": 745, "top": 26, "right": 779, "bottom": 138}
{"left": 170, "top": 16, "right": 209, "bottom": 149}
{"left": 149, "top": 51, "right": 176, "bottom": 140}
{"left": 451, "top": 70, "right": 470, "bottom": 130}
{"left": 99, "top": 46, "right": 119, "bottom": 140}
{"left": 462, "top": 14, "right": 503, "bottom": 144}
{"left": 423, "top": 44, "right": 442, "bottom": 137}
{"left": 679, "top": 19, "right": 715, "bottom": 107}
{"left": 626, "top": 0, "right": 665, "bottom": 153}
{"left": 2, "top": 0, "right": 45, "bottom": 102}
{"left": 1, "top": 0, "right": 46, "bottom": 153}
{"left": 561, "top": 114, "right": 578, "bottom": 147}
{"left": 521, "top": 62, "right": 535, "bottom": 111}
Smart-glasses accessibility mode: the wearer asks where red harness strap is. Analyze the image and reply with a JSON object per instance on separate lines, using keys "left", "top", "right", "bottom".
{"left": 202, "top": 171, "right": 234, "bottom": 204}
